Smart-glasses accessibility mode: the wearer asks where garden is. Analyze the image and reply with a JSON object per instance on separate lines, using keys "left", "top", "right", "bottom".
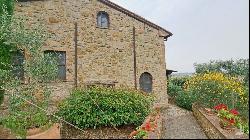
{"left": 0, "top": 1, "right": 161, "bottom": 139}
{"left": 167, "top": 59, "right": 249, "bottom": 136}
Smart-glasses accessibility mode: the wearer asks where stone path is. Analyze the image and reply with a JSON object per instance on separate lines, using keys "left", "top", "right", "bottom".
{"left": 161, "top": 104, "right": 208, "bottom": 139}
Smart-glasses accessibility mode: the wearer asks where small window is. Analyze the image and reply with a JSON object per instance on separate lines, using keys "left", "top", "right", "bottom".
{"left": 97, "top": 11, "right": 109, "bottom": 28}
{"left": 12, "top": 51, "right": 25, "bottom": 80}
{"left": 44, "top": 51, "right": 66, "bottom": 81}
{"left": 139, "top": 72, "right": 153, "bottom": 93}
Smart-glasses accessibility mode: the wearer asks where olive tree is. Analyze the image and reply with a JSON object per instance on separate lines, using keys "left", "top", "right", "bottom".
{"left": 1, "top": 4, "right": 59, "bottom": 138}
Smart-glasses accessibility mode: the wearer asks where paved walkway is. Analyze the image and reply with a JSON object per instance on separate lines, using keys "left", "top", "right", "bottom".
{"left": 161, "top": 104, "right": 208, "bottom": 139}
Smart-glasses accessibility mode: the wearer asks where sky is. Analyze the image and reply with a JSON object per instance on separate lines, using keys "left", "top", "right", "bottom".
{"left": 110, "top": 0, "right": 249, "bottom": 73}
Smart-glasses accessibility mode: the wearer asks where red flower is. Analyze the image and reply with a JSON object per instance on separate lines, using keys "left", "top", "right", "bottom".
{"left": 222, "top": 118, "right": 235, "bottom": 125}
{"left": 214, "top": 104, "right": 228, "bottom": 111}
{"left": 145, "top": 122, "right": 151, "bottom": 131}
{"left": 230, "top": 109, "right": 239, "bottom": 116}
{"left": 229, "top": 119, "right": 235, "bottom": 124}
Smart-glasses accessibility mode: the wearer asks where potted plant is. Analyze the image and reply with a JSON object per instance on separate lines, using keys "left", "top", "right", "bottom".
{"left": 215, "top": 104, "right": 239, "bottom": 131}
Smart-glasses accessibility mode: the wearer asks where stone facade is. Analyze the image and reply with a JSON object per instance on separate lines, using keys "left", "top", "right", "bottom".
{"left": 15, "top": 0, "right": 172, "bottom": 105}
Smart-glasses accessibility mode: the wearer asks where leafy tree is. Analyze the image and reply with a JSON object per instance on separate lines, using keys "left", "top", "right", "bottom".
{"left": 1, "top": 5, "right": 59, "bottom": 138}
{"left": 194, "top": 59, "right": 249, "bottom": 85}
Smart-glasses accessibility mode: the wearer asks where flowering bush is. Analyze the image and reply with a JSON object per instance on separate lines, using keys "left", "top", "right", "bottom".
{"left": 183, "top": 72, "right": 247, "bottom": 109}
{"left": 175, "top": 90, "right": 198, "bottom": 110}
{"left": 214, "top": 104, "right": 228, "bottom": 111}
{"left": 129, "top": 107, "right": 161, "bottom": 139}
{"left": 217, "top": 108, "right": 238, "bottom": 127}
{"left": 214, "top": 104, "right": 248, "bottom": 134}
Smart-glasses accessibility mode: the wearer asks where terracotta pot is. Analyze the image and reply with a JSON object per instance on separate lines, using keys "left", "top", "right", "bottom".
{"left": 26, "top": 123, "right": 60, "bottom": 139}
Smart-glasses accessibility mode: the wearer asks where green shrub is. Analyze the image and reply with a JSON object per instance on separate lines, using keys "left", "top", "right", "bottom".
{"left": 2, "top": 111, "right": 50, "bottom": 137}
{"left": 167, "top": 77, "right": 189, "bottom": 98}
{"left": 175, "top": 91, "right": 198, "bottom": 110}
{"left": 56, "top": 87, "right": 153, "bottom": 129}
{"left": 0, "top": 90, "right": 4, "bottom": 105}
{"left": 235, "top": 86, "right": 249, "bottom": 121}
{"left": 167, "top": 82, "right": 182, "bottom": 98}
{"left": 170, "top": 77, "right": 190, "bottom": 88}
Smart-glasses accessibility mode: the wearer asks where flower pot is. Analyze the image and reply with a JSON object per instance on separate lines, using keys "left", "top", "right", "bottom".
{"left": 26, "top": 123, "right": 60, "bottom": 139}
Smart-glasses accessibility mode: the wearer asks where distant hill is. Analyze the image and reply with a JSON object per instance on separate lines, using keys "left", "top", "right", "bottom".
{"left": 170, "top": 72, "right": 194, "bottom": 78}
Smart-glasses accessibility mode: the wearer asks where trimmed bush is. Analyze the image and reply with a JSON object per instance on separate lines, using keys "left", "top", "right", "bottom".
{"left": 56, "top": 87, "right": 153, "bottom": 129}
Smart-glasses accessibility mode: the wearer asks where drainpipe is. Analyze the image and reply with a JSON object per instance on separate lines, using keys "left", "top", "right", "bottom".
{"left": 74, "top": 22, "right": 78, "bottom": 88}
{"left": 133, "top": 27, "right": 137, "bottom": 89}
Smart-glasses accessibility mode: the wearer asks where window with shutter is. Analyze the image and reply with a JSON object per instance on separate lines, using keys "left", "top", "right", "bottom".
{"left": 44, "top": 51, "right": 66, "bottom": 81}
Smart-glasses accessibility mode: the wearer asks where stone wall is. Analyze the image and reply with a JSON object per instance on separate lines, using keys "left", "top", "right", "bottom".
{"left": 15, "top": 0, "right": 169, "bottom": 105}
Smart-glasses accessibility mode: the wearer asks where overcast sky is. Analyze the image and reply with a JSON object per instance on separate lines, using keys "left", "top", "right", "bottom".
{"left": 110, "top": 0, "right": 249, "bottom": 73}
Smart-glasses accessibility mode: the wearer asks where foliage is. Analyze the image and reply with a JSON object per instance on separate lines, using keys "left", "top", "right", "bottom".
{"left": 214, "top": 104, "right": 249, "bottom": 134}
{"left": 0, "top": 89, "right": 4, "bottom": 105}
{"left": 175, "top": 90, "right": 198, "bottom": 110}
{"left": 0, "top": 0, "right": 14, "bottom": 15}
{"left": 169, "top": 76, "right": 190, "bottom": 87}
{"left": 56, "top": 87, "right": 153, "bottom": 129}
{"left": 134, "top": 128, "right": 148, "bottom": 139}
{"left": 236, "top": 85, "right": 249, "bottom": 121}
{"left": 1, "top": 6, "right": 58, "bottom": 138}
{"left": 167, "top": 77, "right": 189, "bottom": 98}
{"left": 167, "top": 82, "right": 182, "bottom": 98}
{"left": 183, "top": 72, "right": 247, "bottom": 109}
{"left": 194, "top": 59, "right": 249, "bottom": 85}
{"left": 2, "top": 111, "right": 51, "bottom": 137}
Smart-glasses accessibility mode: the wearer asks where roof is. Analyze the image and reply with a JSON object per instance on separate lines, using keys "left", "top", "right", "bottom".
{"left": 98, "top": 0, "right": 173, "bottom": 38}
{"left": 166, "top": 69, "right": 178, "bottom": 75}
{"left": 17, "top": 0, "right": 173, "bottom": 39}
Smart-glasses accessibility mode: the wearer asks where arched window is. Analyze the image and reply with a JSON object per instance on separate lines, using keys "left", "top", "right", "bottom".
{"left": 139, "top": 72, "right": 153, "bottom": 93}
{"left": 97, "top": 11, "right": 109, "bottom": 28}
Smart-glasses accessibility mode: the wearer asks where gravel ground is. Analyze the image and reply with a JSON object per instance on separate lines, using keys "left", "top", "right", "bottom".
{"left": 161, "top": 104, "right": 208, "bottom": 139}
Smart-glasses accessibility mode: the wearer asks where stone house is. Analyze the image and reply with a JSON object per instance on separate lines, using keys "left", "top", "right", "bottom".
{"left": 15, "top": 0, "right": 172, "bottom": 105}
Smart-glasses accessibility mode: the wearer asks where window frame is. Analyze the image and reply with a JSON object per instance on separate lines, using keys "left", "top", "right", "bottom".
{"left": 97, "top": 11, "right": 110, "bottom": 29}
{"left": 12, "top": 50, "right": 25, "bottom": 81}
{"left": 44, "top": 50, "right": 67, "bottom": 81}
{"left": 139, "top": 72, "right": 153, "bottom": 93}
